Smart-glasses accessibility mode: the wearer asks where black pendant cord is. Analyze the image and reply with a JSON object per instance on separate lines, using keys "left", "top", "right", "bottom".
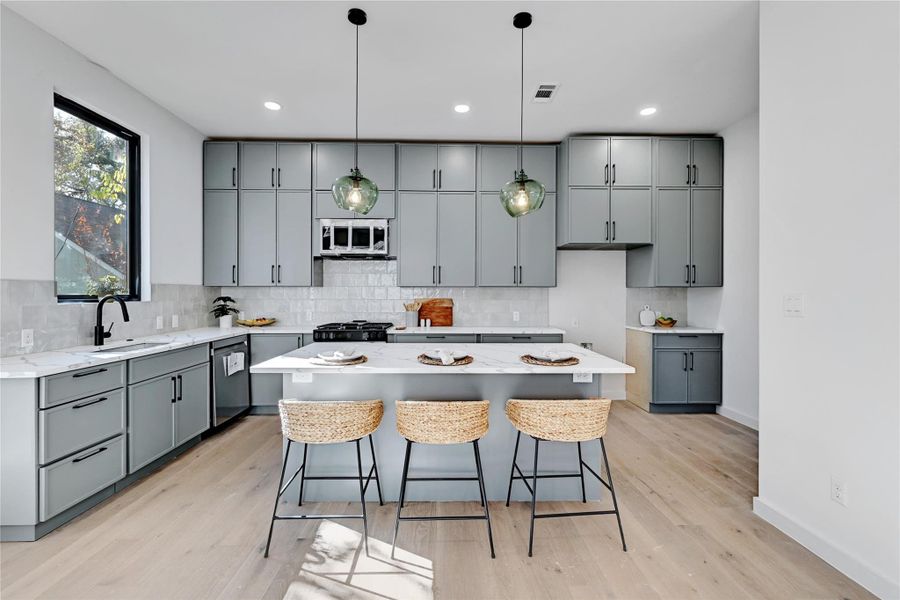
{"left": 354, "top": 24, "right": 359, "bottom": 171}
{"left": 518, "top": 27, "right": 524, "bottom": 174}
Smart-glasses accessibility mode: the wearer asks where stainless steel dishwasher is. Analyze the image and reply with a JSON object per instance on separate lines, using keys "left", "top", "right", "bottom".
{"left": 211, "top": 337, "right": 250, "bottom": 428}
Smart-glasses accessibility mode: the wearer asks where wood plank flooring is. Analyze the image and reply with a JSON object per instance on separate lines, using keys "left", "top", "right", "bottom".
{"left": 0, "top": 402, "right": 874, "bottom": 600}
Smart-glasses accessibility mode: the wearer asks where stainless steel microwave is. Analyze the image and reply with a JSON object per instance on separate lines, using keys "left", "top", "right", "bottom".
{"left": 320, "top": 219, "right": 388, "bottom": 256}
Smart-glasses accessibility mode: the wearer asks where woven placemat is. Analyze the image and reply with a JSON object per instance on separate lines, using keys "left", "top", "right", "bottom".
{"left": 521, "top": 354, "right": 580, "bottom": 367}
{"left": 417, "top": 354, "right": 474, "bottom": 366}
{"left": 312, "top": 355, "right": 368, "bottom": 366}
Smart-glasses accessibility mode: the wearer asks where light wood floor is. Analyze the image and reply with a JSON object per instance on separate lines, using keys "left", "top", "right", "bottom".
{"left": 1, "top": 402, "right": 874, "bottom": 600}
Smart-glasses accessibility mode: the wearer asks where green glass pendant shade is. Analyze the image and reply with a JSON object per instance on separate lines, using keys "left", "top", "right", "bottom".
{"left": 500, "top": 170, "right": 545, "bottom": 217}
{"left": 332, "top": 167, "right": 379, "bottom": 215}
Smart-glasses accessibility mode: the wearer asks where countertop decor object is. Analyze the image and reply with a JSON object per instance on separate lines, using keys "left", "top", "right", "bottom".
{"left": 417, "top": 353, "right": 473, "bottom": 366}
{"left": 311, "top": 355, "right": 368, "bottom": 366}
{"left": 236, "top": 317, "right": 277, "bottom": 327}
{"left": 655, "top": 316, "right": 677, "bottom": 328}
{"left": 521, "top": 354, "right": 580, "bottom": 367}
{"left": 416, "top": 298, "right": 453, "bottom": 326}
{"left": 210, "top": 296, "right": 239, "bottom": 329}
{"left": 500, "top": 11, "right": 545, "bottom": 218}
{"left": 639, "top": 305, "right": 656, "bottom": 327}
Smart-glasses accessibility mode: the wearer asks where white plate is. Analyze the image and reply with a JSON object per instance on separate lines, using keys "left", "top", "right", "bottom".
{"left": 423, "top": 349, "right": 465, "bottom": 361}
{"left": 529, "top": 352, "right": 575, "bottom": 363}
{"left": 317, "top": 349, "right": 361, "bottom": 362}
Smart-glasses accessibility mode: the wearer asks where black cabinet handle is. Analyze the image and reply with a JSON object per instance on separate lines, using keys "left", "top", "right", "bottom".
{"left": 271, "top": 168, "right": 275, "bottom": 187}
{"left": 519, "top": 265, "right": 523, "bottom": 284}
{"left": 432, "top": 265, "right": 436, "bottom": 284}
{"left": 73, "top": 446, "right": 107, "bottom": 463}
{"left": 72, "top": 396, "right": 107, "bottom": 409}
{"left": 277, "top": 265, "right": 282, "bottom": 283}
{"left": 277, "top": 168, "right": 281, "bottom": 187}
{"left": 177, "top": 374, "right": 183, "bottom": 401}
{"left": 232, "top": 167, "right": 236, "bottom": 187}
{"left": 682, "top": 352, "right": 688, "bottom": 371}
{"left": 232, "top": 265, "right": 237, "bottom": 284}
{"left": 690, "top": 352, "right": 695, "bottom": 371}
{"left": 677, "top": 335, "right": 699, "bottom": 338}
{"left": 425, "top": 335, "right": 447, "bottom": 339}
{"left": 612, "top": 221, "right": 616, "bottom": 241}
{"left": 612, "top": 164, "right": 616, "bottom": 184}
{"left": 432, "top": 169, "right": 436, "bottom": 189}
{"left": 513, "top": 266, "right": 518, "bottom": 284}
{"left": 686, "top": 164, "right": 691, "bottom": 185}
{"left": 171, "top": 376, "right": 177, "bottom": 403}
{"left": 512, "top": 335, "right": 531, "bottom": 340}
{"left": 73, "top": 368, "right": 107, "bottom": 378}
{"left": 692, "top": 164, "right": 697, "bottom": 185}
{"left": 692, "top": 265, "right": 697, "bottom": 284}
{"left": 271, "top": 265, "right": 275, "bottom": 283}
{"left": 438, "top": 265, "right": 442, "bottom": 284}
{"left": 685, "top": 265, "right": 690, "bottom": 284}
{"left": 605, "top": 164, "right": 609, "bottom": 184}
{"left": 438, "top": 169, "right": 442, "bottom": 189}
{"left": 605, "top": 221, "right": 610, "bottom": 241}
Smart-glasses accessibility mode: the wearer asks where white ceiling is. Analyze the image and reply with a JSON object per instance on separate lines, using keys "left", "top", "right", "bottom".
{"left": 5, "top": 1, "right": 759, "bottom": 141}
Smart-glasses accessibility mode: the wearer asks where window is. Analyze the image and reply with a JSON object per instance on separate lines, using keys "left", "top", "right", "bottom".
{"left": 53, "top": 94, "right": 140, "bottom": 301}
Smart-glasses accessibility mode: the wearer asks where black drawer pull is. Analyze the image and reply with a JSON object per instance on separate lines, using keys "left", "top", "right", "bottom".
{"left": 73, "top": 446, "right": 108, "bottom": 463}
{"left": 511, "top": 336, "right": 531, "bottom": 340}
{"left": 72, "top": 396, "right": 108, "bottom": 409}
{"left": 72, "top": 368, "right": 108, "bottom": 378}
{"left": 677, "top": 335, "right": 699, "bottom": 338}
{"left": 425, "top": 335, "right": 447, "bottom": 339}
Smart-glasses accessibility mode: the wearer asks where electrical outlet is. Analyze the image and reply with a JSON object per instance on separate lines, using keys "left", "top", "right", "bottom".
{"left": 831, "top": 477, "right": 848, "bottom": 506}
{"left": 512, "top": 311, "right": 520, "bottom": 322}
{"left": 783, "top": 293, "right": 806, "bottom": 317}
{"left": 572, "top": 372, "right": 593, "bottom": 383}
{"left": 171, "top": 314, "right": 179, "bottom": 328}
{"left": 155, "top": 316, "right": 164, "bottom": 330}
{"left": 571, "top": 318, "right": 579, "bottom": 328}
{"left": 306, "top": 310, "right": 313, "bottom": 322}
{"left": 21, "top": 329, "right": 34, "bottom": 347}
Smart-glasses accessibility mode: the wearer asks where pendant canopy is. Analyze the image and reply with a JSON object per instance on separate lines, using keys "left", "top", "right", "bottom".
{"left": 501, "top": 11, "right": 545, "bottom": 218}
{"left": 332, "top": 8, "right": 378, "bottom": 215}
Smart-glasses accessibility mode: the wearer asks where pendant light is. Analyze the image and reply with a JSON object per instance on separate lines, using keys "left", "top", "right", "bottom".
{"left": 500, "top": 12, "right": 545, "bottom": 218}
{"left": 332, "top": 8, "right": 378, "bottom": 215}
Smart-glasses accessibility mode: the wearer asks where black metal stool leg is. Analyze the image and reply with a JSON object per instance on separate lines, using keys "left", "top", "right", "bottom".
{"left": 473, "top": 440, "right": 495, "bottom": 558}
{"left": 297, "top": 442, "right": 308, "bottom": 506}
{"left": 355, "top": 439, "right": 369, "bottom": 554}
{"left": 528, "top": 438, "right": 540, "bottom": 557}
{"left": 505, "top": 431, "right": 521, "bottom": 507}
{"left": 577, "top": 441, "right": 587, "bottom": 503}
{"left": 391, "top": 439, "right": 412, "bottom": 558}
{"left": 600, "top": 438, "right": 627, "bottom": 552}
{"left": 264, "top": 440, "right": 292, "bottom": 558}
{"left": 368, "top": 434, "right": 384, "bottom": 506}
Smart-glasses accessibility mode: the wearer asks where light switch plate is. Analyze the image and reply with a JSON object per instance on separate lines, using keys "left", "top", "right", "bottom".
{"left": 512, "top": 311, "right": 520, "bottom": 322}
{"left": 572, "top": 372, "right": 592, "bottom": 383}
{"left": 783, "top": 293, "right": 806, "bottom": 317}
{"left": 171, "top": 314, "right": 179, "bottom": 328}
{"left": 155, "top": 316, "right": 164, "bottom": 330}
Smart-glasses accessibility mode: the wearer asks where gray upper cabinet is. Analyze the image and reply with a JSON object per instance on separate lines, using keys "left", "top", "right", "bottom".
{"left": 398, "top": 191, "right": 475, "bottom": 286}
{"left": 610, "top": 138, "right": 651, "bottom": 187}
{"left": 398, "top": 144, "right": 476, "bottom": 192}
{"left": 315, "top": 143, "right": 395, "bottom": 192}
{"left": 203, "top": 190, "right": 238, "bottom": 286}
{"left": 518, "top": 193, "right": 556, "bottom": 286}
{"left": 610, "top": 189, "right": 651, "bottom": 244}
{"left": 204, "top": 142, "right": 238, "bottom": 189}
{"left": 174, "top": 363, "right": 209, "bottom": 446}
{"left": 240, "top": 142, "right": 277, "bottom": 190}
{"left": 478, "top": 193, "right": 519, "bottom": 286}
{"left": 655, "top": 189, "right": 691, "bottom": 287}
{"left": 656, "top": 139, "right": 691, "bottom": 187}
{"left": 436, "top": 193, "right": 476, "bottom": 286}
{"left": 277, "top": 192, "right": 313, "bottom": 286}
{"left": 239, "top": 191, "right": 277, "bottom": 286}
{"left": 479, "top": 145, "right": 557, "bottom": 193}
{"left": 567, "top": 188, "right": 610, "bottom": 244}
{"left": 398, "top": 192, "right": 438, "bottom": 285}
{"left": 691, "top": 139, "right": 723, "bottom": 187}
{"left": 314, "top": 190, "right": 396, "bottom": 220}
{"left": 690, "top": 188, "right": 723, "bottom": 287}
{"left": 277, "top": 143, "right": 312, "bottom": 190}
{"left": 568, "top": 138, "right": 609, "bottom": 186}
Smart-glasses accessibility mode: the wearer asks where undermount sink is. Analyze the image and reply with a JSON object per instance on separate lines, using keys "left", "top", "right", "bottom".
{"left": 89, "top": 342, "right": 168, "bottom": 354}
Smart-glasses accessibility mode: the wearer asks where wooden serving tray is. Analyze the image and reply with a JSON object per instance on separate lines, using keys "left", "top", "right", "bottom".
{"left": 416, "top": 298, "right": 453, "bottom": 326}
{"left": 236, "top": 318, "right": 277, "bottom": 327}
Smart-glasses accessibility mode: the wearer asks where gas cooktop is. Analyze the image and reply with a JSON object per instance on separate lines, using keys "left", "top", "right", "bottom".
{"left": 313, "top": 320, "right": 393, "bottom": 342}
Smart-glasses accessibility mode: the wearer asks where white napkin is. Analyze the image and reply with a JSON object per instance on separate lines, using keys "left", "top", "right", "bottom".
{"left": 436, "top": 349, "right": 455, "bottom": 365}
{"left": 224, "top": 351, "right": 245, "bottom": 376}
{"left": 544, "top": 350, "right": 562, "bottom": 362}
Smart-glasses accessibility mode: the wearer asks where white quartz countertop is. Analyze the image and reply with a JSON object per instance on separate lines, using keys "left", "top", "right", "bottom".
{"left": 387, "top": 326, "right": 565, "bottom": 335}
{"left": 625, "top": 326, "right": 723, "bottom": 334}
{"left": 250, "top": 342, "right": 634, "bottom": 375}
{"left": 0, "top": 326, "right": 312, "bottom": 379}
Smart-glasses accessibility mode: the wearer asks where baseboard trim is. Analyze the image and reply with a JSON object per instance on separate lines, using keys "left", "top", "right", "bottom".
{"left": 753, "top": 497, "right": 899, "bottom": 599}
{"left": 717, "top": 405, "right": 758, "bottom": 430}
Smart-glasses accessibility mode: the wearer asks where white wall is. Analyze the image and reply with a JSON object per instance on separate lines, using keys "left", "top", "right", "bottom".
{"left": 549, "top": 252, "right": 626, "bottom": 399}
{"left": 0, "top": 7, "right": 205, "bottom": 286}
{"left": 688, "top": 111, "right": 759, "bottom": 429}
{"left": 756, "top": 2, "right": 899, "bottom": 598}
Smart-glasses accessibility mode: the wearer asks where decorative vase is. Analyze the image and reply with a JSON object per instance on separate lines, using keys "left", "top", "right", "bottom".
{"left": 219, "top": 315, "right": 233, "bottom": 329}
{"left": 405, "top": 310, "right": 419, "bottom": 328}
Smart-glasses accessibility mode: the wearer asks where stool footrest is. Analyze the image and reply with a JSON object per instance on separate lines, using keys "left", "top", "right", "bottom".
{"left": 399, "top": 515, "right": 489, "bottom": 522}
{"left": 273, "top": 514, "right": 364, "bottom": 521}
{"left": 534, "top": 509, "right": 617, "bottom": 519}
{"left": 406, "top": 476, "right": 479, "bottom": 482}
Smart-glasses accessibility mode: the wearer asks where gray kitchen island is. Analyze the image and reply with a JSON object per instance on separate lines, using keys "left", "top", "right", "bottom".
{"left": 251, "top": 342, "right": 634, "bottom": 502}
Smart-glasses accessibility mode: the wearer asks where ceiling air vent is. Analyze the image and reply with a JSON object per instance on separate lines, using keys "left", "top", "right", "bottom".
{"left": 533, "top": 83, "right": 558, "bottom": 103}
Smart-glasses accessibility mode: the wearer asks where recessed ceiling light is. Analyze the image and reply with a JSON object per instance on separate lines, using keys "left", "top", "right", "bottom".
{"left": 454, "top": 104, "right": 471, "bottom": 114}
{"left": 639, "top": 106, "right": 657, "bottom": 116}
{"left": 264, "top": 101, "right": 282, "bottom": 111}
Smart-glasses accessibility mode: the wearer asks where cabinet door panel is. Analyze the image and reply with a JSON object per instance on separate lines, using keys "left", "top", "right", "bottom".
{"left": 437, "top": 145, "right": 476, "bottom": 192}
{"left": 250, "top": 335, "right": 303, "bottom": 407}
{"left": 568, "top": 188, "right": 610, "bottom": 243}
{"left": 655, "top": 189, "right": 691, "bottom": 287}
{"left": 437, "top": 193, "right": 476, "bottom": 286}
{"left": 240, "top": 142, "right": 276, "bottom": 189}
{"left": 653, "top": 350, "right": 689, "bottom": 404}
{"left": 610, "top": 188, "right": 651, "bottom": 244}
{"left": 315, "top": 190, "right": 395, "bottom": 219}
{"left": 277, "top": 143, "right": 312, "bottom": 189}
{"left": 358, "top": 144, "right": 396, "bottom": 190}
{"left": 239, "top": 191, "right": 277, "bottom": 286}
{"left": 523, "top": 145, "right": 557, "bottom": 192}
{"left": 568, "top": 138, "right": 609, "bottom": 186}
{"left": 277, "top": 192, "right": 312, "bottom": 286}
{"left": 691, "top": 139, "right": 723, "bottom": 187}
{"left": 203, "top": 191, "right": 238, "bottom": 286}
{"left": 479, "top": 145, "right": 517, "bottom": 193}
{"left": 314, "top": 143, "right": 352, "bottom": 191}
{"left": 175, "top": 363, "right": 209, "bottom": 445}
{"left": 398, "top": 192, "right": 437, "bottom": 285}
{"left": 398, "top": 145, "right": 438, "bottom": 190}
{"left": 128, "top": 376, "right": 175, "bottom": 472}
{"left": 518, "top": 193, "right": 556, "bottom": 286}
{"left": 688, "top": 350, "right": 721, "bottom": 404}
{"left": 204, "top": 142, "right": 238, "bottom": 189}
{"left": 478, "top": 193, "right": 518, "bottom": 286}
{"left": 690, "top": 188, "right": 723, "bottom": 287}
{"left": 610, "top": 138, "right": 651, "bottom": 187}
{"left": 657, "top": 139, "right": 691, "bottom": 187}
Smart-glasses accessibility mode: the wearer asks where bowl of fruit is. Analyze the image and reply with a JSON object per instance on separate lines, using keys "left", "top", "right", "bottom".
{"left": 655, "top": 315, "right": 677, "bottom": 328}
{"left": 236, "top": 317, "right": 277, "bottom": 327}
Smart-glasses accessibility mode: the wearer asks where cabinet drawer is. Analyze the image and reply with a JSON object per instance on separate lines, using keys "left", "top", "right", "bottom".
{"left": 39, "top": 435, "right": 125, "bottom": 521}
{"left": 480, "top": 334, "right": 564, "bottom": 344}
{"left": 40, "top": 362, "right": 125, "bottom": 409}
{"left": 39, "top": 389, "right": 125, "bottom": 465}
{"left": 128, "top": 345, "right": 208, "bottom": 384}
{"left": 393, "top": 334, "right": 477, "bottom": 343}
{"left": 653, "top": 334, "right": 721, "bottom": 349}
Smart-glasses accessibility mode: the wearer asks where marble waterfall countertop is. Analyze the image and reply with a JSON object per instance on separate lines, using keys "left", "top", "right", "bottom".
{"left": 0, "top": 326, "right": 313, "bottom": 379}
{"left": 625, "top": 326, "right": 723, "bottom": 335}
{"left": 387, "top": 326, "right": 566, "bottom": 335}
{"left": 251, "top": 342, "right": 634, "bottom": 375}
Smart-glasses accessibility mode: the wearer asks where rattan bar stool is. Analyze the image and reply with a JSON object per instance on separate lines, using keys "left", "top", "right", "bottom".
{"left": 264, "top": 399, "right": 384, "bottom": 557}
{"left": 391, "top": 400, "right": 495, "bottom": 559}
{"left": 505, "top": 398, "right": 626, "bottom": 557}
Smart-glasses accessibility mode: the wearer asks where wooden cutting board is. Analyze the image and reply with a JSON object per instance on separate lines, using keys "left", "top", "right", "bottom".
{"left": 416, "top": 298, "right": 453, "bottom": 326}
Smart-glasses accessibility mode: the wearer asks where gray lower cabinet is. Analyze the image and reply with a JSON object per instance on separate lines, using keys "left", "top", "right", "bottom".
{"left": 174, "top": 363, "right": 210, "bottom": 446}
{"left": 39, "top": 389, "right": 126, "bottom": 465}
{"left": 392, "top": 334, "right": 478, "bottom": 343}
{"left": 398, "top": 192, "right": 475, "bottom": 286}
{"left": 480, "top": 334, "right": 563, "bottom": 343}
{"left": 651, "top": 350, "right": 690, "bottom": 404}
{"left": 478, "top": 193, "right": 556, "bottom": 287}
{"left": 250, "top": 334, "right": 308, "bottom": 408}
{"left": 203, "top": 141, "right": 238, "bottom": 190}
{"left": 128, "top": 374, "right": 176, "bottom": 472}
{"left": 398, "top": 144, "right": 476, "bottom": 192}
{"left": 203, "top": 190, "right": 238, "bottom": 286}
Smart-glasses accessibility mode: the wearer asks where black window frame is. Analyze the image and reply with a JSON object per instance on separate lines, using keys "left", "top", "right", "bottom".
{"left": 53, "top": 94, "right": 141, "bottom": 303}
